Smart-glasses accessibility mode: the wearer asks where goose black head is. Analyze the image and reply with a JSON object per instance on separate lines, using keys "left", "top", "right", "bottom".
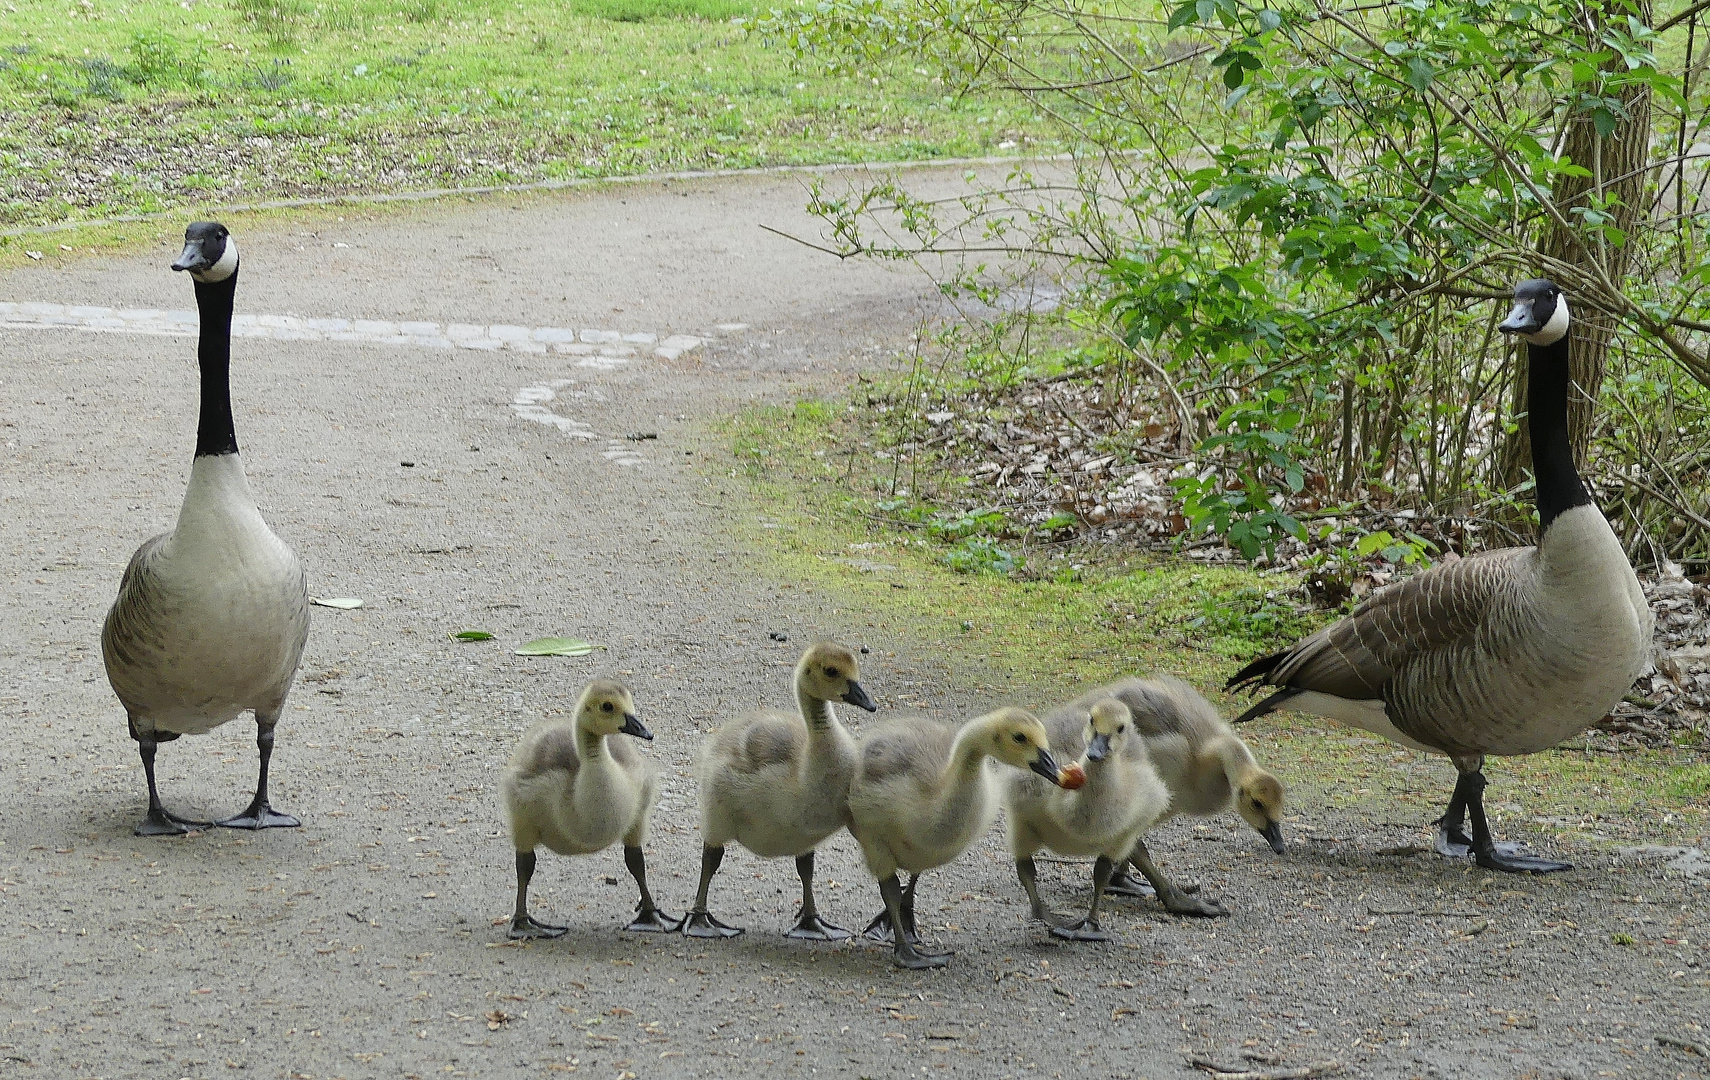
{"left": 1498, "top": 278, "right": 1569, "bottom": 348}
{"left": 171, "top": 221, "right": 239, "bottom": 284}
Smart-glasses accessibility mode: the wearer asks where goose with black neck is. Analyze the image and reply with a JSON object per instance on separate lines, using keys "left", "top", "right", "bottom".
{"left": 102, "top": 222, "right": 311, "bottom": 836}
{"left": 1226, "top": 279, "right": 1652, "bottom": 874}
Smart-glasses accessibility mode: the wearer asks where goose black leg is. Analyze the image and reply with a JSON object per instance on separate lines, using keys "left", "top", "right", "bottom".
{"left": 1442, "top": 769, "right": 1572, "bottom": 873}
{"left": 132, "top": 724, "right": 210, "bottom": 836}
{"left": 622, "top": 845, "right": 683, "bottom": 933}
{"left": 217, "top": 715, "right": 299, "bottom": 829}
{"left": 1125, "top": 838, "right": 1227, "bottom": 917}
{"left": 681, "top": 844, "right": 744, "bottom": 938}
{"left": 509, "top": 850, "right": 567, "bottom": 939}
{"left": 785, "top": 852, "right": 851, "bottom": 940}
{"left": 877, "top": 874, "right": 947, "bottom": 969}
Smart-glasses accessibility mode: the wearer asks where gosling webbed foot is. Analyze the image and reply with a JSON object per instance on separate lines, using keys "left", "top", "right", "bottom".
{"left": 216, "top": 801, "right": 300, "bottom": 830}
{"left": 1047, "top": 917, "right": 1109, "bottom": 943}
{"left": 1159, "top": 890, "right": 1229, "bottom": 918}
{"left": 681, "top": 909, "right": 744, "bottom": 938}
{"left": 623, "top": 906, "right": 684, "bottom": 934}
{"left": 862, "top": 911, "right": 924, "bottom": 945}
{"left": 891, "top": 947, "right": 950, "bottom": 970}
{"left": 135, "top": 807, "right": 211, "bottom": 837}
{"left": 1101, "top": 869, "right": 1155, "bottom": 899}
{"left": 1474, "top": 844, "right": 1573, "bottom": 874}
{"left": 509, "top": 914, "right": 567, "bottom": 940}
{"left": 785, "top": 913, "right": 852, "bottom": 941}
{"left": 1434, "top": 821, "right": 1475, "bottom": 858}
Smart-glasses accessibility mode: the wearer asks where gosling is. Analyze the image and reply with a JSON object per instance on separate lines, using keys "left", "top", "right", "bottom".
{"left": 686, "top": 641, "right": 877, "bottom": 939}
{"left": 500, "top": 680, "right": 679, "bottom": 937}
{"left": 1064, "top": 676, "right": 1285, "bottom": 916}
{"left": 846, "top": 706, "right": 1078, "bottom": 968}
{"left": 1005, "top": 698, "right": 1170, "bottom": 941}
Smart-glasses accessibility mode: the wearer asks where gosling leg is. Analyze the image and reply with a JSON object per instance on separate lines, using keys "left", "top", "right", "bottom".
{"left": 621, "top": 845, "right": 683, "bottom": 933}
{"left": 217, "top": 713, "right": 300, "bottom": 829}
{"left": 508, "top": 851, "right": 567, "bottom": 939}
{"left": 681, "top": 844, "right": 744, "bottom": 938}
{"left": 878, "top": 874, "right": 947, "bottom": 970}
{"left": 131, "top": 720, "right": 208, "bottom": 836}
{"left": 862, "top": 872, "right": 927, "bottom": 945}
{"left": 1048, "top": 855, "right": 1115, "bottom": 942}
{"left": 1016, "top": 856, "right": 1081, "bottom": 934}
{"left": 785, "top": 852, "right": 851, "bottom": 940}
{"left": 1128, "top": 837, "right": 1227, "bottom": 917}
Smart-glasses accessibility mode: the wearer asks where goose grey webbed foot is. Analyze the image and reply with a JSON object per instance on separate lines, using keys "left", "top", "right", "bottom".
{"left": 623, "top": 904, "right": 684, "bottom": 934}
{"left": 682, "top": 909, "right": 744, "bottom": 938}
{"left": 1101, "top": 867, "right": 1156, "bottom": 899}
{"left": 217, "top": 801, "right": 299, "bottom": 830}
{"left": 136, "top": 806, "right": 212, "bottom": 836}
{"left": 509, "top": 914, "right": 567, "bottom": 940}
{"left": 786, "top": 912, "right": 852, "bottom": 940}
{"left": 1048, "top": 917, "right": 1109, "bottom": 942}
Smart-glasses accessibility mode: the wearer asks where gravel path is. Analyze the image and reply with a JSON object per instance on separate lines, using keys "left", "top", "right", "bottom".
{"left": 0, "top": 169, "right": 1704, "bottom": 1080}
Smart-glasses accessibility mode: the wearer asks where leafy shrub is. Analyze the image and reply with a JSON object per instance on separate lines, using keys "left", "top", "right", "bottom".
{"left": 944, "top": 537, "right": 1018, "bottom": 575}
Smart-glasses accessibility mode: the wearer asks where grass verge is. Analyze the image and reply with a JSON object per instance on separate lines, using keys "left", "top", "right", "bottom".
{"left": 0, "top": 0, "right": 1055, "bottom": 237}
{"left": 715, "top": 395, "right": 1710, "bottom": 848}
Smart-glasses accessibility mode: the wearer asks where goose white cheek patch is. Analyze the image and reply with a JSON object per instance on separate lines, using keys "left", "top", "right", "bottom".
{"left": 1523, "top": 297, "right": 1569, "bottom": 346}
{"left": 190, "top": 239, "right": 240, "bottom": 283}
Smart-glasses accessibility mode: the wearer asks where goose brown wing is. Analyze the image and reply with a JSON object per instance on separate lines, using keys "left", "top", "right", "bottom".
{"left": 1266, "top": 547, "right": 1534, "bottom": 698}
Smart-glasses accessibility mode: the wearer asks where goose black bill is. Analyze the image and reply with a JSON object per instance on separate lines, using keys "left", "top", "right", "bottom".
{"left": 620, "top": 713, "right": 653, "bottom": 740}
{"left": 841, "top": 681, "right": 878, "bottom": 712}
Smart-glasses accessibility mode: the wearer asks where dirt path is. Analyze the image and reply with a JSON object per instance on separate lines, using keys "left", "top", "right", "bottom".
{"left": 0, "top": 170, "right": 1704, "bottom": 1080}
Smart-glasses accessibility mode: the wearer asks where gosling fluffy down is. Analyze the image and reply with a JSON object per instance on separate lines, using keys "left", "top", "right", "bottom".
{"left": 1005, "top": 698, "right": 1171, "bottom": 940}
{"left": 686, "top": 641, "right": 877, "bottom": 939}
{"left": 500, "top": 679, "right": 679, "bottom": 937}
{"left": 1045, "top": 676, "right": 1285, "bottom": 917}
{"left": 846, "top": 706, "right": 1074, "bottom": 968}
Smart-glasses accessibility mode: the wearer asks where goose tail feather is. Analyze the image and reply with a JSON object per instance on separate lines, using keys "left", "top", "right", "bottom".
{"left": 1225, "top": 650, "right": 1287, "bottom": 693}
{"left": 1232, "top": 687, "right": 1300, "bottom": 725}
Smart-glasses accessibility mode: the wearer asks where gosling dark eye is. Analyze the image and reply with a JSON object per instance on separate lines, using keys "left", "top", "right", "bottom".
{"left": 1011, "top": 732, "right": 1027, "bottom": 743}
{"left": 1117, "top": 725, "right": 1126, "bottom": 733}
{"left": 825, "top": 668, "right": 840, "bottom": 678}
{"left": 601, "top": 702, "right": 614, "bottom": 713}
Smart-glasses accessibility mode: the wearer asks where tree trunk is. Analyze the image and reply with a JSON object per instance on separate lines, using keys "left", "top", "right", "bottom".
{"left": 1497, "top": 0, "right": 1654, "bottom": 497}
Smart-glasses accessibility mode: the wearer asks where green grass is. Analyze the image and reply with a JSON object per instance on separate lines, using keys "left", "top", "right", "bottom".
{"left": 716, "top": 397, "right": 1710, "bottom": 846}
{"left": 0, "top": 0, "right": 1056, "bottom": 236}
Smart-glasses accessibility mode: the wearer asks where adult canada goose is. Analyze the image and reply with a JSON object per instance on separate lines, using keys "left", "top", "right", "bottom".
{"left": 846, "top": 706, "right": 1081, "bottom": 968}
{"left": 1049, "top": 677, "right": 1285, "bottom": 917}
{"left": 684, "top": 641, "right": 877, "bottom": 939}
{"left": 102, "top": 222, "right": 311, "bottom": 836}
{"left": 500, "top": 679, "right": 680, "bottom": 936}
{"left": 1227, "top": 279, "right": 1652, "bottom": 873}
{"left": 1005, "top": 698, "right": 1169, "bottom": 941}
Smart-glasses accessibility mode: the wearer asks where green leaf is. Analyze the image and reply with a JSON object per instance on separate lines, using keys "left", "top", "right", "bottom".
{"left": 1168, "top": 1, "right": 1199, "bottom": 29}
{"left": 310, "top": 596, "right": 363, "bottom": 609}
{"left": 1257, "top": 8, "right": 1281, "bottom": 32}
{"left": 514, "top": 636, "right": 601, "bottom": 657}
{"left": 452, "top": 630, "right": 494, "bottom": 641}
{"left": 1405, "top": 56, "right": 1434, "bottom": 93}
{"left": 1224, "top": 62, "right": 1247, "bottom": 89}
